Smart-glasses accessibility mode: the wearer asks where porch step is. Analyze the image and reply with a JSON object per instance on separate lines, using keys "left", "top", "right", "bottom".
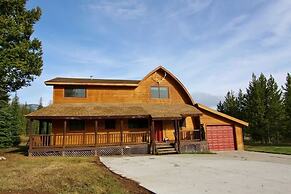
{"left": 156, "top": 143, "right": 177, "bottom": 155}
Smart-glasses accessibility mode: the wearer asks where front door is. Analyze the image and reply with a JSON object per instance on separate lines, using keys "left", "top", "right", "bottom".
{"left": 155, "top": 121, "right": 163, "bottom": 142}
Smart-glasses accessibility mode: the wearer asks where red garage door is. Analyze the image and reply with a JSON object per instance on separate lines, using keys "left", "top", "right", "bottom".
{"left": 206, "top": 125, "right": 235, "bottom": 151}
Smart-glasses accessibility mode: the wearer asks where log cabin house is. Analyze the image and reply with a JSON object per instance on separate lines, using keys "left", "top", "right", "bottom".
{"left": 26, "top": 66, "right": 248, "bottom": 156}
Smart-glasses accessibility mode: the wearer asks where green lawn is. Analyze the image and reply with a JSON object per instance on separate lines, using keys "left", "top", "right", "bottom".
{"left": 245, "top": 145, "right": 291, "bottom": 155}
{"left": 0, "top": 147, "right": 150, "bottom": 194}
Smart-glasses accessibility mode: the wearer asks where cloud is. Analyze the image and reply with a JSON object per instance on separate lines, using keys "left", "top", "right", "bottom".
{"left": 166, "top": 0, "right": 212, "bottom": 18}
{"left": 87, "top": 0, "right": 146, "bottom": 19}
{"left": 192, "top": 92, "right": 223, "bottom": 108}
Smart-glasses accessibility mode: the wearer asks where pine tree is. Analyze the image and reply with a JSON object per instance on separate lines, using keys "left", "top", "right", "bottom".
{"left": 282, "top": 73, "right": 291, "bottom": 139}
{"left": 237, "top": 89, "right": 246, "bottom": 120}
{"left": 0, "top": 100, "right": 13, "bottom": 147}
{"left": 265, "top": 75, "right": 284, "bottom": 143}
{"left": 9, "top": 94, "right": 21, "bottom": 146}
{"left": 245, "top": 73, "right": 268, "bottom": 143}
{"left": 217, "top": 90, "right": 240, "bottom": 117}
{"left": 0, "top": 0, "right": 43, "bottom": 101}
{"left": 38, "top": 97, "right": 43, "bottom": 109}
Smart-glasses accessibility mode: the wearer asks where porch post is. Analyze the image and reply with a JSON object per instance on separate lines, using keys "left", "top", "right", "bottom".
{"left": 120, "top": 119, "right": 124, "bottom": 155}
{"left": 120, "top": 119, "right": 124, "bottom": 146}
{"left": 176, "top": 120, "right": 181, "bottom": 153}
{"left": 83, "top": 120, "right": 86, "bottom": 145}
{"left": 28, "top": 119, "right": 33, "bottom": 156}
{"left": 174, "top": 120, "right": 178, "bottom": 151}
{"left": 94, "top": 120, "right": 98, "bottom": 156}
{"left": 62, "top": 120, "right": 67, "bottom": 156}
{"left": 151, "top": 120, "right": 156, "bottom": 154}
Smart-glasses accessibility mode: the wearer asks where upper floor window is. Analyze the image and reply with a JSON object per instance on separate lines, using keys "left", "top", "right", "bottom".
{"left": 151, "top": 86, "right": 169, "bottom": 99}
{"left": 69, "top": 120, "right": 85, "bottom": 131}
{"left": 64, "top": 87, "right": 86, "bottom": 98}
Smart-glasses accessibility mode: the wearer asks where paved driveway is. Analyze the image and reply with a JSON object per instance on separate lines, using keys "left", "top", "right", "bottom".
{"left": 101, "top": 152, "right": 291, "bottom": 194}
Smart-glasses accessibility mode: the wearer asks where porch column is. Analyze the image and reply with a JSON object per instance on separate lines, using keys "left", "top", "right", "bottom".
{"left": 176, "top": 120, "right": 181, "bottom": 153}
{"left": 120, "top": 119, "right": 124, "bottom": 155}
{"left": 62, "top": 120, "right": 67, "bottom": 156}
{"left": 83, "top": 120, "right": 86, "bottom": 145}
{"left": 174, "top": 120, "right": 178, "bottom": 151}
{"left": 151, "top": 120, "right": 156, "bottom": 154}
{"left": 28, "top": 119, "right": 33, "bottom": 156}
{"left": 94, "top": 120, "right": 98, "bottom": 156}
{"left": 120, "top": 119, "right": 124, "bottom": 146}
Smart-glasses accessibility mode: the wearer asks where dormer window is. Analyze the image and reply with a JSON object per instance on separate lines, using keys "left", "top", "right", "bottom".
{"left": 151, "top": 86, "right": 169, "bottom": 99}
{"left": 64, "top": 87, "right": 86, "bottom": 98}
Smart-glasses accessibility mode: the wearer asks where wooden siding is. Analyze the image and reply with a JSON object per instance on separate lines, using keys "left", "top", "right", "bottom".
{"left": 199, "top": 109, "right": 244, "bottom": 150}
{"left": 53, "top": 70, "right": 192, "bottom": 105}
{"left": 235, "top": 126, "right": 244, "bottom": 150}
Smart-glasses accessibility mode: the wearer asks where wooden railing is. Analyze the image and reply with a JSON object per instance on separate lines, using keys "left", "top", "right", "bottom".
{"left": 30, "top": 131, "right": 150, "bottom": 149}
{"left": 180, "top": 129, "right": 201, "bottom": 141}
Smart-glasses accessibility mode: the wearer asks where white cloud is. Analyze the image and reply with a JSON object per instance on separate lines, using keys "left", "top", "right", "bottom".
{"left": 87, "top": 0, "right": 146, "bottom": 19}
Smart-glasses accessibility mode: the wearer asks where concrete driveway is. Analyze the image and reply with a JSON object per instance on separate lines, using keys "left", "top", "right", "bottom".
{"left": 101, "top": 152, "right": 291, "bottom": 194}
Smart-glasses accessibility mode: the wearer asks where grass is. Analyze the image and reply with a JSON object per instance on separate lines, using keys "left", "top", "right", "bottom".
{"left": 0, "top": 147, "right": 151, "bottom": 194}
{"left": 245, "top": 145, "right": 291, "bottom": 155}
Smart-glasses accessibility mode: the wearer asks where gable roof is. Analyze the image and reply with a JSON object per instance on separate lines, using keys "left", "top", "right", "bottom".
{"left": 140, "top": 66, "right": 195, "bottom": 105}
{"left": 195, "top": 103, "right": 249, "bottom": 126}
{"left": 45, "top": 77, "right": 140, "bottom": 86}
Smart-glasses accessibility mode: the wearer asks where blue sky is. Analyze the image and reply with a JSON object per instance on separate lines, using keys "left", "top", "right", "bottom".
{"left": 18, "top": 0, "right": 291, "bottom": 107}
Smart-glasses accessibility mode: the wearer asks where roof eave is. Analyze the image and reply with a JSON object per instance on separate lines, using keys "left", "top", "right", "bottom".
{"left": 45, "top": 82, "right": 139, "bottom": 87}
{"left": 195, "top": 103, "right": 249, "bottom": 127}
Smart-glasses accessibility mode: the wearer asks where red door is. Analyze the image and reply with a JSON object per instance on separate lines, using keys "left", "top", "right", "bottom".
{"left": 155, "top": 121, "right": 163, "bottom": 142}
{"left": 206, "top": 125, "right": 235, "bottom": 151}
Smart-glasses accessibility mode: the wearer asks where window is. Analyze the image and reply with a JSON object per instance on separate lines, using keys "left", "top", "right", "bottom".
{"left": 64, "top": 87, "right": 86, "bottom": 98}
{"left": 105, "top": 119, "right": 116, "bottom": 129}
{"left": 128, "top": 119, "right": 148, "bottom": 129}
{"left": 69, "top": 120, "right": 85, "bottom": 131}
{"left": 151, "top": 86, "right": 169, "bottom": 99}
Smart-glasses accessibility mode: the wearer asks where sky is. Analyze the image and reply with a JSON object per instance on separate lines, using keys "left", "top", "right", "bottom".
{"left": 18, "top": 0, "right": 291, "bottom": 107}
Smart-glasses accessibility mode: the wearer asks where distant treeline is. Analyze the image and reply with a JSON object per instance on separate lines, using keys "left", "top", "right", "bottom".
{"left": 0, "top": 96, "right": 42, "bottom": 148}
{"left": 218, "top": 73, "right": 291, "bottom": 144}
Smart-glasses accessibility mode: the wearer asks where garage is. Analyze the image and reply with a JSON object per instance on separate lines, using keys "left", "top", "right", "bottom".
{"left": 206, "top": 125, "right": 235, "bottom": 151}
{"left": 196, "top": 103, "right": 248, "bottom": 151}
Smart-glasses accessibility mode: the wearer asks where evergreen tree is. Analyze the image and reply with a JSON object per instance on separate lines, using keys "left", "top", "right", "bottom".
{"left": 0, "top": 0, "right": 43, "bottom": 101}
{"left": 282, "top": 73, "right": 291, "bottom": 139}
{"left": 217, "top": 90, "right": 239, "bottom": 117}
{"left": 9, "top": 94, "right": 21, "bottom": 145}
{"left": 38, "top": 97, "right": 43, "bottom": 109}
{"left": 236, "top": 89, "right": 246, "bottom": 120}
{"left": 0, "top": 100, "right": 14, "bottom": 147}
{"left": 265, "top": 75, "right": 284, "bottom": 143}
{"left": 245, "top": 73, "right": 268, "bottom": 143}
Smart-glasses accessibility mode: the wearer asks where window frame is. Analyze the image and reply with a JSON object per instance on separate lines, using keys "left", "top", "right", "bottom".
{"left": 64, "top": 87, "right": 87, "bottom": 98}
{"left": 150, "top": 86, "right": 169, "bottom": 99}
{"left": 68, "top": 120, "right": 85, "bottom": 132}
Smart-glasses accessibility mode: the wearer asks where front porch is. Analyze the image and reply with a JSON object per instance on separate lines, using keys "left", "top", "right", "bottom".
{"left": 28, "top": 118, "right": 207, "bottom": 156}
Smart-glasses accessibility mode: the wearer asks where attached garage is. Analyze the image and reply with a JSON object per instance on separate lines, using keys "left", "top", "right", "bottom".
{"left": 195, "top": 104, "right": 248, "bottom": 151}
{"left": 206, "top": 125, "right": 235, "bottom": 151}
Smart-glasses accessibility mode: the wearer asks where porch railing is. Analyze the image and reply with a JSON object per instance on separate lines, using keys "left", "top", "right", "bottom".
{"left": 180, "top": 129, "right": 201, "bottom": 141}
{"left": 30, "top": 131, "right": 150, "bottom": 149}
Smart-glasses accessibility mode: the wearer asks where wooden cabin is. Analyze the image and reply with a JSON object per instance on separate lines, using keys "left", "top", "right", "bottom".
{"left": 26, "top": 66, "right": 248, "bottom": 156}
